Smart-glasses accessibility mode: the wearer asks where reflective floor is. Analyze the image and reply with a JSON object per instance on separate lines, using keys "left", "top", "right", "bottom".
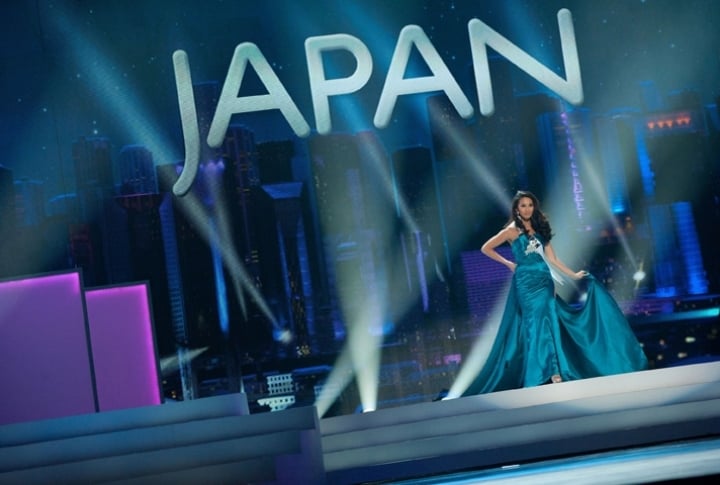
{"left": 384, "top": 437, "right": 720, "bottom": 484}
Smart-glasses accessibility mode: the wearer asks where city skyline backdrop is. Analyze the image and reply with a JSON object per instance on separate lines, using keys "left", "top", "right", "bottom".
{"left": 1, "top": 0, "right": 720, "bottom": 415}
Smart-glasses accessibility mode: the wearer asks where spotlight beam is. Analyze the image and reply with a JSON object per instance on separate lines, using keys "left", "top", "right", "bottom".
{"left": 158, "top": 169, "right": 281, "bottom": 333}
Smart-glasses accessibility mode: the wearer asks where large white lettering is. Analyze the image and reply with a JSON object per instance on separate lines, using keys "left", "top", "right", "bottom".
{"left": 374, "top": 25, "right": 473, "bottom": 129}
{"left": 172, "top": 50, "right": 200, "bottom": 197}
{"left": 208, "top": 43, "right": 311, "bottom": 146}
{"left": 306, "top": 34, "right": 373, "bottom": 135}
{"left": 173, "top": 8, "right": 583, "bottom": 196}
{"left": 468, "top": 8, "right": 583, "bottom": 115}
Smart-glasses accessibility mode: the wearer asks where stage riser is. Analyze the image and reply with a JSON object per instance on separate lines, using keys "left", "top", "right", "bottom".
{"left": 0, "top": 393, "right": 249, "bottom": 448}
{"left": 322, "top": 386, "right": 720, "bottom": 456}
{"left": 324, "top": 400, "right": 720, "bottom": 484}
{"left": 0, "top": 395, "right": 325, "bottom": 485}
{"left": 2, "top": 363, "right": 719, "bottom": 485}
{"left": 321, "top": 362, "right": 720, "bottom": 483}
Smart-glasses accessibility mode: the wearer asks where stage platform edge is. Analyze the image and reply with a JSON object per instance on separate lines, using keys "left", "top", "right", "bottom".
{"left": 320, "top": 361, "right": 720, "bottom": 484}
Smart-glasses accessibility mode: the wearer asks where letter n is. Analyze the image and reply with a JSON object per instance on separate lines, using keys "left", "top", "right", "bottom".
{"left": 468, "top": 8, "right": 583, "bottom": 116}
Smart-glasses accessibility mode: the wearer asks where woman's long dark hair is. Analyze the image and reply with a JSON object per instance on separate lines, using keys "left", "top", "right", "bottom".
{"left": 506, "top": 191, "right": 553, "bottom": 242}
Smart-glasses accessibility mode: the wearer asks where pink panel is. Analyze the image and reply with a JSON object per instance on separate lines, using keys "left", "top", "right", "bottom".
{"left": 0, "top": 271, "right": 96, "bottom": 425}
{"left": 85, "top": 283, "right": 162, "bottom": 411}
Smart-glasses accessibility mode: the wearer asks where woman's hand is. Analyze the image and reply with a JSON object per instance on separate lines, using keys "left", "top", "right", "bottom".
{"left": 572, "top": 270, "right": 589, "bottom": 280}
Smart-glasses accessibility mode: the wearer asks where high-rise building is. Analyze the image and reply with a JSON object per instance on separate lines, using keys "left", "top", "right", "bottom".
{"left": 257, "top": 140, "right": 295, "bottom": 184}
{"left": 390, "top": 146, "right": 451, "bottom": 324}
{"left": 6, "top": 177, "right": 71, "bottom": 278}
{"left": 426, "top": 93, "right": 509, "bottom": 258}
{"left": 153, "top": 123, "right": 276, "bottom": 396}
{"left": 220, "top": 124, "right": 262, "bottom": 274}
{"left": 641, "top": 101, "right": 712, "bottom": 296}
{"left": 594, "top": 112, "right": 638, "bottom": 216}
{"left": 256, "top": 138, "right": 335, "bottom": 351}
{"left": 644, "top": 107, "right": 709, "bottom": 206}
{"left": 514, "top": 93, "right": 562, "bottom": 202}
{"left": 116, "top": 192, "right": 173, "bottom": 355}
{"left": 117, "top": 145, "right": 157, "bottom": 195}
{"left": 537, "top": 108, "right": 602, "bottom": 231}
{"left": 0, "top": 165, "right": 16, "bottom": 277}
{"left": 193, "top": 81, "right": 222, "bottom": 163}
{"left": 256, "top": 182, "right": 322, "bottom": 355}
{"left": 308, "top": 133, "right": 385, "bottom": 341}
{"left": 71, "top": 136, "right": 125, "bottom": 286}
{"left": 73, "top": 136, "right": 114, "bottom": 195}
{"left": 14, "top": 178, "right": 45, "bottom": 227}
{"left": 156, "top": 163, "right": 220, "bottom": 400}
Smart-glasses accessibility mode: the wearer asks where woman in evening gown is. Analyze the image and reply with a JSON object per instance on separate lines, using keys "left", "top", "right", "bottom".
{"left": 462, "top": 191, "right": 648, "bottom": 396}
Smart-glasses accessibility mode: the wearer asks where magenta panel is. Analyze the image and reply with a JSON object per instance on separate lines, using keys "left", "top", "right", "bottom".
{"left": 85, "top": 283, "right": 162, "bottom": 411}
{"left": 0, "top": 271, "right": 96, "bottom": 425}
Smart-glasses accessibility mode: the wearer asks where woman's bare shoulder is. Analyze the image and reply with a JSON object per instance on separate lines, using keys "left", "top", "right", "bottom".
{"left": 502, "top": 222, "right": 521, "bottom": 242}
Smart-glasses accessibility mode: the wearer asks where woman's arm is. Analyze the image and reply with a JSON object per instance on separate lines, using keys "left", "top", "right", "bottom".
{"left": 544, "top": 242, "right": 587, "bottom": 280}
{"left": 481, "top": 226, "right": 517, "bottom": 272}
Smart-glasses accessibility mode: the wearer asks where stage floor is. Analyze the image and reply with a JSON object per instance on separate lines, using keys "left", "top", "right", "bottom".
{"left": 383, "top": 436, "right": 720, "bottom": 484}
{"left": 320, "top": 361, "right": 720, "bottom": 484}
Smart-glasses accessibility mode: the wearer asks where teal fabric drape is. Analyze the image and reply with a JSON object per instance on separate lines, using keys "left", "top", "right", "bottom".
{"left": 463, "top": 233, "right": 648, "bottom": 396}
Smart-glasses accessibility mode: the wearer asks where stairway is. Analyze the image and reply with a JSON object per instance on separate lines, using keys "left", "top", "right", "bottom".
{"left": 0, "top": 393, "right": 325, "bottom": 485}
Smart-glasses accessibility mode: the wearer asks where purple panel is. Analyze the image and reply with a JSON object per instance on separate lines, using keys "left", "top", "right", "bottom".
{"left": 0, "top": 271, "right": 96, "bottom": 425}
{"left": 85, "top": 283, "right": 162, "bottom": 411}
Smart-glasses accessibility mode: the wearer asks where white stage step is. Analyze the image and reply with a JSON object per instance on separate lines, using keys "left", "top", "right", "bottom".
{"left": 2, "top": 363, "right": 719, "bottom": 484}
{"left": 0, "top": 393, "right": 325, "bottom": 485}
{"left": 320, "top": 361, "right": 720, "bottom": 484}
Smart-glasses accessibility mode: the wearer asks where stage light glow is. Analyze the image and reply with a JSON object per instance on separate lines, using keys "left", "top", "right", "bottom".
{"left": 46, "top": 8, "right": 285, "bottom": 345}
{"left": 367, "top": 108, "right": 514, "bottom": 409}
{"left": 445, "top": 281, "right": 511, "bottom": 399}
{"left": 374, "top": 108, "right": 510, "bottom": 406}
{"left": 308, "top": 6, "right": 525, "bottom": 415}
{"left": 274, "top": 329, "right": 294, "bottom": 344}
{"left": 48, "top": 6, "right": 282, "bottom": 339}
{"left": 633, "top": 267, "right": 647, "bottom": 283}
{"left": 204, "top": 160, "right": 248, "bottom": 329}
{"left": 315, "top": 344, "right": 358, "bottom": 417}
{"left": 288, "top": 1, "right": 397, "bottom": 136}
{"left": 446, "top": 106, "right": 649, "bottom": 399}
{"left": 432, "top": 109, "right": 511, "bottom": 215}
{"left": 159, "top": 346, "right": 209, "bottom": 376}
{"left": 545, "top": 108, "right": 642, "bottom": 285}
{"left": 48, "top": 8, "right": 180, "bottom": 167}
{"left": 313, "top": 130, "right": 420, "bottom": 416}
{"left": 157, "top": 169, "right": 283, "bottom": 336}
{"left": 334, "top": 283, "right": 386, "bottom": 414}
{"left": 301, "top": 84, "right": 426, "bottom": 412}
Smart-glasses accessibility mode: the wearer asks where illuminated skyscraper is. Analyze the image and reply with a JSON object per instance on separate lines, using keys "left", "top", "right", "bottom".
{"left": 118, "top": 145, "right": 157, "bottom": 195}
{"left": 0, "top": 165, "right": 15, "bottom": 277}
{"left": 71, "top": 136, "right": 125, "bottom": 285}
{"left": 14, "top": 178, "right": 45, "bottom": 227}
{"left": 537, "top": 108, "right": 601, "bottom": 231}
{"left": 220, "top": 124, "right": 262, "bottom": 276}
{"left": 257, "top": 140, "right": 295, "bottom": 184}
{"left": 642, "top": 100, "right": 711, "bottom": 296}
{"left": 515, "top": 93, "right": 562, "bottom": 202}
{"left": 594, "top": 112, "right": 639, "bottom": 216}
{"left": 426, "top": 93, "right": 511, "bottom": 257}
{"left": 116, "top": 192, "right": 173, "bottom": 355}
{"left": 257, "top": 182, "right": 320, "bottom": 354}
{"left": 390, "top": 146, "right": 451, "bottom": 321}
{"left": 308, "top": 133, "right": 385, "bottom": 340}
{"left": 193, "top": 81, "right": 222, "bottom": 163}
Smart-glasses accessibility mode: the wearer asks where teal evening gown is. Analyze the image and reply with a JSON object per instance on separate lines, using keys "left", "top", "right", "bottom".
{"left": 462, "top": 232, "right": 649, "bottom": 396}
